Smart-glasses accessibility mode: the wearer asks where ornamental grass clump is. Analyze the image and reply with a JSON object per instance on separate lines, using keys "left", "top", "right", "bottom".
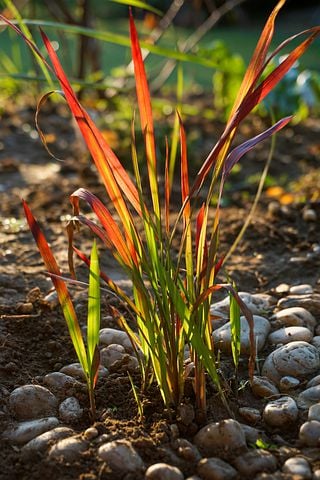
{"left": 2, "top": 0, "right": 319, "bottom": 420}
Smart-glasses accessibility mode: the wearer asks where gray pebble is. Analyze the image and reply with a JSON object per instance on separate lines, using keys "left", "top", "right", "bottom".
{"left": 145, "top": 463, "right": 184, "bottom": 480}
{"left": 21, "top": 426, "right": 74, "bottom": 458}
{"left": 282, "top": 456, "right": 312, "bottom": 478}
{"left": 299, "top": 420, "right": 320, "bottom": 447}
{"left": 263, "top": 396, "right": 298, "bottom": 427}
{"left": 197, "top": 457, "right": 237, "bottom": 480}
{"left": 98, "top": 440, "right": 144, "bottom": 474}
{"left": 58, "top": 397, "right": 83, "bottom": 423}
{"left": 279, "top": 376, "right": 300, "bottom": 392}
{"left": 3, "top": 417, "right": 59, "bottom": 444}
{"left": 238, "top": 407, "right": 261, "bottom": 424}
{"left": 173, "top": 438, "right": 201, "bottom": 462}
{"left": 298, "top": 385, "right": 320, "bottom": 409}
{"left": 48, "top": 435, "right": 88, "bottom": 461}
{"left": 311, "top": 336, "right": 320, "bottom": 349}
{"left": 99, "top": 328, "right": 133, "bottom": 352}
{"left": 60, "top": 362, "right": 108, "bottom": 381}
{"left": 194, "top": 419, "right": 247, "bottom": 457}
{"left": 307, "top": 375, "right": 320, "bottom": 388}
{"left": 212, "top": 315, "right": 270, "bottom": 354}
{"left": 268, "top": 326, "right": 313, "bottom": 345}
{"left": 277, "top": 295, "right": 320, "bottom": 318}
{"left": 43, "top": 372, "right": 83, "bottom": 393}
{"left": 251, "top": 376, "right": 279, "bottom": 398}
{"left": 270, "top": 307, "right": 316, "bottom": 331}
{"left": 233, "top": 449, "right": 277, "bottom": 476}
{"left": 9, "top": 385, "right": 58, "bottom": 420}
{"left": 308, "top": 404, "right": 320, "bottom": 422}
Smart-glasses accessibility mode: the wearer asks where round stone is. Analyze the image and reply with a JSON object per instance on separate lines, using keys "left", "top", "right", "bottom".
{"left": 48, "top": 435, "right": 88, "bottom": 461}
{"left": 194, "top": 419, "right": 247, "bottom": 457}
{"left": 58, "top": 397, "right": 83, "bottom": 423}
{"left": 299, "top": 420, "right": 320, "bottom": 447}
{"left": 98, "top": 440, "right": 144, "bottom": 474}
{"left": 282, "top": 456, "right": 312, "bottom": 478}
{"left": 308, "top": 404, "right": 320, "bottom": 422}
{"left": 251, "top": 376, "right": 279, "bottom": 398}
{"left": 297, "top": 385, "right": 320, "bottom": 409}
{"left": 145, "top": 463, "right": 184, "bottom": 480}
{"left": 263, "top": 396, "right": 298, "bottom": 427}
{"left": 268, "top": 326, "right": 313, "bottom": 345}
{"left": 21, "top": 427, "right": 74, "bottom": 458}
{"left": 99, "top": 328, "right": 133, "bottom": 352}
{"left": 279, "top": 376, "right": 300, "bottom": 392}
{"left": 2, "top": 417, "right": 59, "bottom": 445}
{"left": 9, "top": 385, "right": 58, "bottom": 420}
{"left": 270, "top": 307, "right": 316, "bottom": 331}
{"left": 197, "top": 457, "right": 237, "bottom": 480}
{"left": 233, "top": 449, "right": 277, "bottom": 476}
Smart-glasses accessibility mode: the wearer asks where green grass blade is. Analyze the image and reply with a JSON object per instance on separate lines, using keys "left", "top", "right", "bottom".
{"left": 87, "top": 240, "right": 101, "bottom": 366}
{"left": 108, "top": 0, "right": 163, "bottom": 16}
{"left": 229, "top": 291, "right": 241, "bottom": 369}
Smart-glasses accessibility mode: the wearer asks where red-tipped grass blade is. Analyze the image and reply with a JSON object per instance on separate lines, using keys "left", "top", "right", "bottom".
{"left": 129, "top": 11, "right": 160, "bottom": 218}
{"left": 22, "top": 200, "right": 87, "bottom": 370}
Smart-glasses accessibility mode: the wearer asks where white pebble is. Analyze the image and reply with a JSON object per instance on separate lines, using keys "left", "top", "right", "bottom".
{"left": 268, "top": 326, "right": 313, "bottom": 345}
{"left": 289, "top": 284, "right": 313, "bottom": 295}
{"left": 9, "top": 385, "right": 58, "bottom": 420}
{"left": 99, "top": 328, "right": 133, "bottom": 352}
{"left": 277, "top": 295, "right": 320, "bottom": 318}
{"left": 145, "top": 463, "right": 184, "bottom": 480}
{"left": 100, "top": 345, "right": 139, "bottom": 373}
{"left": 2, "top": 417, "right": 59, "bottom": 444}
{"left": 299, "top": 420, "right": 320, "bottom": 446}
{"left": 282, "top": 456, "right": 312, "bottom": 478}
{"left": 212, "top": 315, "right": 270, "bottom": 354}
{"left": 194, "top": 419, "right": 247, "bottom": 457}
{"left": 83, "top": 426, "right": 99, "bottom": 440}
{"left": 48, "top": 435, "right": 88, "bottom": 461}
{"left": 233, "top": 449, "right": 277, "bottom": 476}
{"left": 98, "top": 440, "right": 144, "bottom": 474}
{"left": 275, "top": 283, "right": 290, "bottom": 294}
{"left": 270, "top": 307, "right": 316, "bottom": 331}
{"left": 60, "top": 362, "right": 108, "bottom": 381}
{"left": 59, "top": 397, "right": 83, "bottom": 423}
{"left": 308, "top": 403, "right": 320, "bottom": 422}
{"left": 263, "top": 396, "right": 298, "bottom": 427}
{"left": 197, "top": 457, "right": 237, "bottom": 480}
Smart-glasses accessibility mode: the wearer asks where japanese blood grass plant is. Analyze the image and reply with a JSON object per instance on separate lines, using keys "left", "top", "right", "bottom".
{"left": 3, "top": 0, "right": 319, "bottom": 419}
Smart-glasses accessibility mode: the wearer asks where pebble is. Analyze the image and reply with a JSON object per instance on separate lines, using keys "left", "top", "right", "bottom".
{"left": 98, "top": 440, "right": 144, "bottom": 474}
{"left": 297, "top": 385, "right": 320, "bottom": 409}
{"left": 145, "top": 463, "right": 184, "bottom": 480}
{"left": 233, "top": 449, "right": 277, "bottom": 476}
{"left": 173, "top": 438, "right": 201, "bottom": 462}
{"left": 270, "top": 307, "right": 316, "bottom": 331}
{"left": 263, "top": 396, "right": 298, "bottom": 427}
{"left": 99, "top": 328, "right": 133, "bottom": 352}
{"left": 100, "top": 345, "right": 139, "bottom": 373}
{"left": 212, "top": 315, "right": 270, "bottom": 354}
{"left": 83, "top": 426, "right": 99, "bottom": 440}
{"left": 311, "top": 336, "right": 320, "bottom": 348}
{"left": 251, "top": 376, "right": 280, "bottom": 398}
{"left": 307, "top": 375, "right": 320, "bottom": 388}
{"left": 299, "top": 420, "right": 320, "bottom": 447}
{"left": 282, "top": 456, "right": 312, "bottom": 478}
{"left": 314, "top": 470, "right": 320, "bottom": 480}
{"left": 197, "top": 457, "right": 237, "bottom": 480}
{"left": 289, "top": 284, "right": 313, "bottom": 295}
{"left": 21, "top": 426, "right": 74, "bottom": 458}
{"left": 9, "top": 385, "right": 58, "bottom": 420}
{"left": 3, "top": 417, "right": 59, "bottom": 444}
{"left": 58, "top": 397, "right": 83, "bottom": 423}
{"left": 277, "top": 295, "right": 320, "bottom": 318}
{"left": 194, "top": 419, "right": 247, "bottom": 457}
{"left": 279, "top": 376, "right": 300, "bottom": 392}
{"left": 60, "top": 362, "right": 108, "bottom": 381}
{"left": 261, "top": 341, "right": 320, "bottom": 385}
{"left": 268, "top": 326, "right": 313, "bottom": 345}
{"left": 48, "top": 435, "right": 88, "bottom": 461}
{"left": 43, "top": 372, "right": 83, "bottom": 393}
{"left": 210, "top": 292, "right": 275, "bottom": 319}
{"left": 238, "top": 407, "right": 261, "bottom": 424}
{"left": 308, "top": 403, "right": 320, "bottom": 422}
{"left": 275, "top": 283, "right": 290, "bottom": 294}
{"left": 16, "top": 302, "right": 34, "bottom": 314}
{"left": 302, "top": 208, "right": 317, "bottom": 222}
{"left": 239, "top": 424, "right": 270, "bottom": 445}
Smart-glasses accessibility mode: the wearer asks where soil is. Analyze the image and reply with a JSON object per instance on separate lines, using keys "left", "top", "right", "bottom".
{"left": 0, "top": 98, "right": 320, "bottom": 479}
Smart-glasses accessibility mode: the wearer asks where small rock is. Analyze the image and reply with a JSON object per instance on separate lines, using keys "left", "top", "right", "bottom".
{"left": 306, "top": 375, "right": 320, "bottom": 388}
{"left": 308, "top": 404, "right": 320, "bottom": 422}
{"left": 263, "top": 396, "right": 298, "bottom": 427}
{"left": 239, "top": 424, "right": 270, "bottom": 445}
{"left": 212, "top": 315, "right": 270, "bottom": 354}
{"left": 311, "top": 336, "right": 320, "bottom": 349}
{"left": 43, "top": 372, "right": 83, "bottom": 393}
{"left": 98, "top": 440, "right": 144, "bottom": 474}
{"left": 210, "top": 292, "right": 275, "bottom": 319}
{"left": 9, "top": 385, "right": 58, "bottom": 420}
{"left": 282, "top": 456, "right": 312, "bottom": 478}
{"left": 297, "top": 385, "right": 320, "bottom": 409}
{"left": 21, "top": 426, "right": 74, "bottom": 458}
{"left": 302, "top": 208, "right": 317, "bottom": 222}
{"left": 3, "top": 417, "right": 59, "bottom": 444}
{"left": 145, "top": 463, "right": 184, "bottom": 480}
{"left": 173, "top": 438, "right": 201, "bottom": 462}
{"left": 251, "top": 376, "right": 280, "bottom": 398}
{"left": 289, "top": 284, "right": 313, "bottom": 295}
{"left": 60, "top": 363, "right": 108, "bottom": 381}
{"left": 279, "top": 376, "right": 300, "bottom": 392}
{"left": 270, "top": 307, "right": 316, "bottom": 331}
{"left": 197, "top": 457, "right": 237, "bottom": 480}
{"left": 277, "top": 295, "right": 320, "bottom": 319}
{"left": 233, "top": 449, "right": 277, "bottom": 476}
{"left": 238, "top": 407, "right": 261, "bottom": 424}
{"left": 99, "top": 328, "right": 133, "bottom": 352}
{"left": 299, "top": 420, "right": 320, "bottom": 447}
{"left": 262, "top": 342, "right": 320, "bottom": 386}
{"left": 268, "top": 326, "right": 313, "bottom": 345}
{"left": 100, "top": 345, "right": 139, "bottom": 373}
{"left": 48, "top": 435, "right": 88, "bottom": 461}
{"left": 16, "top": 302, "right": 33, "bottom": 314}
{"left": 83, "top": 426, "right": 99, "bottom": 440}
{"left": 58, "top": 397, "right": 83, "bottom": 423}
{"left": 194, "top": 419, "right": 247, "bottom": 458}
{"left": 178, "top": 403, "right": 195, "bottom": 426}
{"left": 275, "top": 283, "right": 290, "bottom": 294}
